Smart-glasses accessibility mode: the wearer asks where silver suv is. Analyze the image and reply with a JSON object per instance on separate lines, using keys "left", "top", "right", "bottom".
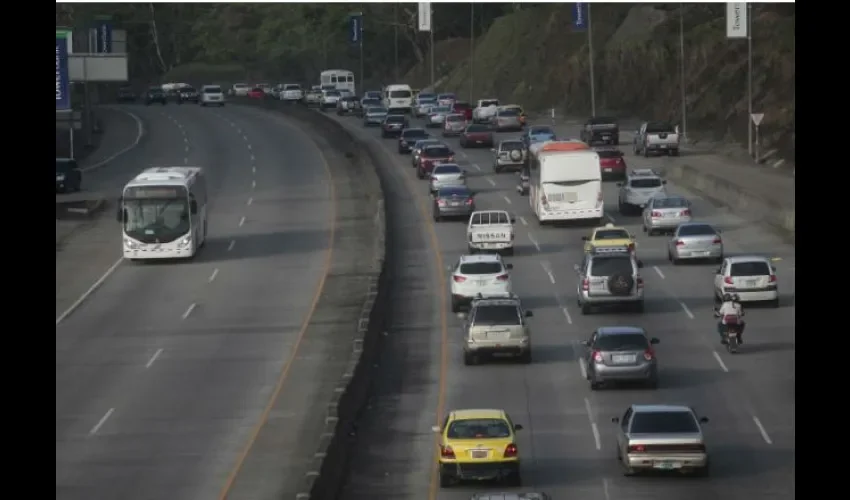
{"left": 574, "top": 250, "right": 645, "bottom": 314}
{"left": 462, "top": 294, "right": 533, "bottom": 365}
{"left": 491, "top": 140, "right": 527, "bottom": 173}
{"left": 617, "top": 169, "right": 667, "bottom": 215}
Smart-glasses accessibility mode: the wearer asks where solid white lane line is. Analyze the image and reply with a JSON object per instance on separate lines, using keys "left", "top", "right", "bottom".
{"left": 247, "top": 197, "right": 253, "bottom": 206}
{"left": 80, "top": 108, "right": 144, "bottom": 172}
{"left": 89, "top": 408, "right": 115, "bottom": 435}
{"left": 252, "top": 180, "right": 256, "bottom": 189}
{"left": 487, "top": 177, "right": 496, "bottom": 186}
{"left": 562, "top": 307, "right": 573, "bottom": 325}
{"left": 605, "top": 213, "right": 616, "bottom": 223}
{"left": 653, "top": 266, "right": 665, "bottom": 279}
{"left": 527, "top": 233, "right": 541, "bottom": 251}
{"left": 243, "top": 135, "right": 249, "bottom": 141}
{"left": 237, "top": 128, "right": 242, "bottom": 134}
{"left": 503, "top": 196, "right": 512, "bottom": 205}
{"left": 752, "top": 416, "right": 773, "bottom": 444}
{"left": 519, "top": 216, "right": 528, "bottom": 226}
{"left": 208, "top": 268, "right": 219, "bottom": 283}
{"left": 602, "top": 478, "right": 611, "bottom": 500}
{"left": 250, "top": 154, "right": 256, "bottom": 163}
{"left": 56, "top": 257, "right": 124, "bottom": 325}
{"left": 239, "top": 216, "right": 246, "bottom": 227}
{"left": 584, "top": 397, "right": 602, "bottom": 450}
{"left": 679, "top": 301, "right": 694, "bottom": 319}
{"left": 145, "top": 348, "right": 163, "bottom": 368}
{"left": 181, "top": 303, "right": 196, "bottom": 320}
{"left": 473, "top": 163, "right": 481, "bottom": 171}
{"left": 540, "top": 262, "right": 555, "bottom": 284}
{"left": 227, "top": 240, "right": 236, "bottom": 251}
{"left": 712, "top": 351, "right": 729, "bottom": 372}
{"left": 252, "top": 165, "right": 256, "bottom": 173}
{"left": 185, "top": 145, "right": 190, "bottom": 153}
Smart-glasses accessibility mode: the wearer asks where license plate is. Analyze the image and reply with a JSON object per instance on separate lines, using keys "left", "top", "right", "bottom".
{"left": 477, "top": 280, "right": 489, "bottom": 286}
{"left": 470, "top": 449, "right": 488, "bottom": 459}
{"left": 603, "top": 168, "right": 612, "bottom": 172}
{"left": 450, "top": 202, "right": 461, "bottom": 206}
{"left": 611, "top": 354, "right": 636, "bottom": 364}
{"left": 693, "top": 251, "right": 710, "bottom": 256}
{"left": 653, "top": 461, "right": 681, "bottom": 470}
{"left": 661, "top": 145, "right": 668, "bottom": 149}
{"left": 664, "top": 212, "right": 677, "bottom": 218}
{"left": 746, "top": 279, "right": 758, "bottom": 287}
{"left": 475, "top": 140, "right": 483, "bottom": 144}
{"left": 486, "top": 332, "right": 510, "bottom": 341}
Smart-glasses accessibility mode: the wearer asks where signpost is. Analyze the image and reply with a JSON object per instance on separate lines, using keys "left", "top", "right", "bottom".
{"left": 751, "top": 113, "right": 764, "bottom": 163}
{"left": 572, "top": 3, "right": 596, "bottom": 116}
{"left": 94, "top": 16, "right": 113, "bottom": 53}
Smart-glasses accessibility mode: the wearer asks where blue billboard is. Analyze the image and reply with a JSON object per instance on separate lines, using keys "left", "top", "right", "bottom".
{"left": 95, "top": 19, "right": 112, "bottom": 53}
{"left": 349, "top": 13, "right": 362, "bottom": 45}
{"left": 56, "top": 31, "right": 71, "bottom": 111}
{"left": 572, "top": 3, "right": 588, "bottom": 32}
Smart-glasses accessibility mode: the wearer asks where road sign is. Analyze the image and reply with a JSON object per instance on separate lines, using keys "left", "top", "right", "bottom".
{"left": 349, "top": 13, "right": 362, "bottom": 45}
{"left": 572, "top": 3, "right": 588, "bottom": 31}
{"left": 751, "top": 113, "right": 764, "bottom": 126}
{"left": 56, "top": 30, "right": 71, "bottom": 111}
{"left": 95, "top": 18, "right": 113, "bottom": 53}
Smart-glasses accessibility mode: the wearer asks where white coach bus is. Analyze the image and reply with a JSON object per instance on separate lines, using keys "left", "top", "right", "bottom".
{"left": 320, "top": 69, "right": 356, "bottom": 94}
{"left": 529, "top": 141, "right": 603, "bottom": 225}
{"left": 117, "top": 166, "right": 208, "bottom": 260}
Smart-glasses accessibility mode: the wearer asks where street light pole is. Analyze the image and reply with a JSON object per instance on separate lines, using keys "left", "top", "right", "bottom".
{"left": 429, "top": 5, "right": 435, "bottom": 88}
{"left": 587, "top": 4, "right": 596, "bottom": 116}
{"left": 679, "top": 4, "right": 688, "bottom": 143}
{"left": 359, "top": 13, "right": 365, "bottom": 92}
{"left": 747, "top": 2, "right": 753, "bottom": 157}
{"left": 469, "top": 3, "right": 475, "bottom": 102}
{"left": 394, "top": 3, "right": 399, "bottom": 81}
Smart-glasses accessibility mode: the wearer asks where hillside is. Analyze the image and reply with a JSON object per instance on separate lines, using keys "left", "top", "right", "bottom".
{"left": 405, "top": 4, "right": 795, "bottom": 161}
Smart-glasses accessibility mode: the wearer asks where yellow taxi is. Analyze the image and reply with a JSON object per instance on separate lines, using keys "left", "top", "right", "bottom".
{"left": 432, "top": 408, "right": 523, "bottom": 487}
{"left": 582, "top": 223, "right": 637, "bottom": 255}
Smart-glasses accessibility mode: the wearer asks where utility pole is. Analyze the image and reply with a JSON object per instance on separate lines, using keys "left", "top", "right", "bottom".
{"left": 679, "top": 4, "right": 688, "bottom": 143}
{"left": 747, "top": 2, "right": 753, "bottom": 157}
{"left": 360, "top": 18, "right": 365, "bottom": 91}
{"left": 587, "top": 4, "right": 596, "bottom": 116}
{"left": 469, "top": 3, "right": 475, "bottom": 102}
{"left": 393, "top": 3, "right": 399, "bottom": 81}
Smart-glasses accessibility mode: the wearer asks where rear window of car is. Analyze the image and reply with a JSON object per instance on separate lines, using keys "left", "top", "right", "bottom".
{"left": 501, "top": 141, "right": 524, "bottom": 150}
{"left": 589, "top": 256, "right": 633, "bottom": 276}
{"left": 252, "top": 88, "right": 264, "bottom": 92}
{"left": 434, "top": 165, "right": 461, "bottom": 174}
{"left": 530, "top": 127, "right": 554, "bottom": 135}
{"left": 730, "top": 261, "right": 770, "bottom": 277}
{"left": 284, "top": 84, "right": 301, "bottom": 90}
{"left": 234, "top": 84, "right": 249, "bottom": 88}
{"left": 182, "top": 87, "right": 196, "bottom": 92}
{"left": 472, "top": 305, "right": 520, "bottom": 326}
{"left": 596, "top": 149, "right": 623, "bottom": 158}
{"left": 630, "top": 411, "right": 699, "bottom": 434}
{"left": 629, "top": 178, "right": 662, "bottom": 188}
{"left": 466, "top": 125, "right": 488, "bottom": 133}
{"left": 438, "top": 94, "right": 455, "bottom": 100}
{"left": 390, "top": 90, "right": 412, "bottom": 98}
{"left": 594, "top": 229, "right": 630, "bottom": 240}
{"left": 459, "top": 262, "right": 503, "bottom": 275}
{"left": 594, "top": 333, "right": 649, "bottom": 351}
{"left": 432, "top": 107, "right": 451, "bottom": 113}
{"left": 454, "top": 102, "right": 471, "bottom": 109}
{"left": 439, "top": 187, "right": 470, "bottom": 197}
{"left": 447, "top": 419, "right": 511, "bottom": 439}
{"left": 403, "top": 129, "right": 427, "bottom": 139}
{"left": 481, "top": 100, "right": 499, "bottom": 107}
{"left": 424, "top": 147, "right": 451, "bottom": 157}
{"left": 677, "top": 224, "right": 716, "bottom": 237}
{"left": 367, "top": 106, "right": 387, "bottom": 113}
{"left": 325, "top": 91, "right": 341, "bottom": 97}
{"left": 646, "top": 121, "right": 675, "bottom": 133}
{"left": 418, "top": 93, "right": 436, "bottom": 100}
{"left": 203, "top": 86, "right": 222, "bottom": 94}
{"left": 499, "top": 109, "right": 519, "bottom": 117}
{"left": 470, "top": 212, "right": 509, "bottom": 224}
{"left": 653, "top": 197, "right": 688, "bottom": 208}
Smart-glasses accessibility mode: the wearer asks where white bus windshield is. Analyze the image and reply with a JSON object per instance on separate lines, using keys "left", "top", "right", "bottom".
{"left": 123, "top": 196, "right": 190, "bottom": 243}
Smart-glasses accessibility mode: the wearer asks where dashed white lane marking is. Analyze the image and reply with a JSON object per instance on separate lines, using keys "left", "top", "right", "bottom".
{"left": 184, "top": 157, "right": 189, "bottom": 164}
{"left": 602, "top": 478, "right": 611, "bottom": 500}
{"left": 230, "top": 122, "right": 236, "bottom": 127}
{"left": 503, "top": 196, "right": 512, "bottom": 205}
{"left": 237, "top": 128, "right": 242, "bottom": 134}
{"left": 459, "top": 151, "right": 468, "bottom": 158}
{"left": 519, "top": 216, "right": 528, "bottom": 226}
{"left": 247, "top": 197, "right": 253, "bottom": 206}
{"left": 605, "top": 213, "right": 616, "bottom": 223}
{"left": 252, "top": 166, "right": 256, "bottom": 174}
{"left": 541, "top": 261, "right": 556, "bottom": 284}
{"left": 184, "top": 145, "right": 189, "bottom": 153}
{"left": 208, "top": 268, "right": 219, "bottom": 283}
{"left": 243, "top": 134, "right": 249, "bottom": 141}
{"left": 177, "top": 122, "right": 183, "bottom": 129}
{"left": 653, "top": 266, "right": 665, "bottom": 279}
{"left": 181, "top": 303, "right": 197, "bottom": 320}
{"left": 712, "top": 351, "right": 729, "bottom": 372}
{"left": 145, "top": 348, "right": 163, "bottom": 368}
{"left": 473, "top": 163, "right": 481, "bottom": 171}
{"left": 227, "top": 240, "right": 236, "bottom": 252}
{"left": 679, "top": 301, "right": 694, "bottom": 319}
{"left": 56, "top": 257, "right": 124, "bottom": 325}
{"left": 239, "top": 216, "right": 246, "bottom": 227}
{"left": 562, "top": 307, "right": 573, "bottom": 325}
{"left": 252, "top": 180, "right": 256, "bottom": 189}
{"left": 486, "top": 177, "right": 496, "bottom": 186}
{"left": 89, "top": 408, "right": 115, "bottom": 435}
{"left": 584, "top": 397, "right": 602, "bottom": 450}
{"left": 247, "top": 143, "right": 252, "bottom": 151}
{"left": 250, "top": 155, "right": 256, "bottom": 163}
{"left": 752, "top": 416, "right": 773, "bottom": 444}
{"left": 578, "top": 357, "right": 587, "bottom": 379}
{"left": 527, "top": 233, "right": 541, "bottom": 252}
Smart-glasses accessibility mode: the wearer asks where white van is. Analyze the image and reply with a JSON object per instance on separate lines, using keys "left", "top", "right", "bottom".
{"left": 383, "top": 84, "right": 414, "bottom": 114}
{"left": 529, "top": 149, "right": 603, "bottom": 225}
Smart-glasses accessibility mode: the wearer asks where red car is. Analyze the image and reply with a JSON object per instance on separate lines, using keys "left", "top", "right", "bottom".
{"left": 453, "top": 101, "right": 473, "bottom": 121}
{"left": 596, "top": 148, "right": 627, "bottom": 180}
{"left": 416, "top": 145, "right": 455, "bottom": 179}
{"left": 247, "top": 87, "right": 265, "bottom": 99}
{"left": 459, "top": 124, "right": 494, "bottom": 148}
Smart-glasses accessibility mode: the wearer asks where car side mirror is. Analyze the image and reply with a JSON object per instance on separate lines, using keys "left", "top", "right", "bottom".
{"left": 699, "top": 417, "right": 709, "bottom": 423}
{"left": 514, "top": 424, "right": 523, "bottom": 431}
{"left": 505, "top": 263, "right": 514, "bottom": 270}
{"left": 611, "top": 417, "right": 620, "bottom": 423}
{"left": 525, "top": 310, "right": 533, "bottom": 317}
{"left": 616, "top": 182, "right": 623, "bottom": 187}
{"left": 581, "top": 236, "right": 589, "bottom": 241}
{"left": 650, "top": 338, "right": 660, "bottom": 344}
{"left": 662, "top": 180, "right": 668, "bottom": 185}
{"left": 190, "top": 200, "right": 198, "bottom": 214}
{"left": 637, "top": 260, "right": 644, "bottom": 268}
{"left": 431, "top": 425, "right": 441, "bottom": 433}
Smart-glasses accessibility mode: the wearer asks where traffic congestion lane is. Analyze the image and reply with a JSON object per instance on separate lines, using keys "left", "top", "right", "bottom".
{"left": 329, "top": 111, "right": 793, "bottom": 500}
{"left": 57, "top": 103, "right": 328, "bottom": 500}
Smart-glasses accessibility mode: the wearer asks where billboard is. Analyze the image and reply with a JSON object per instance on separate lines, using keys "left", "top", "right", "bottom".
{"left": 726, "top": 3, "right": 748, "bottom": 39}
{"left": 56, "top": 30, "right": 71, "bottom": 111}
{"left": 68, "top": 54, "right": 129, "bottom": 82}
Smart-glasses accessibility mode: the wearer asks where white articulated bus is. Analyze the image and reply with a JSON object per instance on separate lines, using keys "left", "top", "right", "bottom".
{"left": 320, "top": 69, "right": 356, "bottom": 94}
{"left": 529, "top": 142, "right": 603, "bottom": 225}
{"left": 118, "top": 166, "right": 208, "bottom": 260}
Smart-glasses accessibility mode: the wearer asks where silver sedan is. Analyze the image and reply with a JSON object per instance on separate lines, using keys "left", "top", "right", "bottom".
{"left": 428, "top": 163, "right": 467, "bottom": 194}
{"left": 668, "top": 222, "right": 723, "bottom": 265}
{"left": 491, "top": 109, "right": 523, "bottom": 131}
{"left": 642, "top": 195, "right": 692, "bottom": 235}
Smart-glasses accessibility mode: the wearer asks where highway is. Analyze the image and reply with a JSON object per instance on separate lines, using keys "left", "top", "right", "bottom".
{"left": 324, "top": 110, "right": 795, "bottom": 500}
{"left": 56, "top": 103, "right": 338, "bottom": 500}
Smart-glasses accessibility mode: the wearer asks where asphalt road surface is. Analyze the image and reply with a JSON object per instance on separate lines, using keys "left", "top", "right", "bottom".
{"left": 56, "top": 103, "right": 336, "bottom": 500}
{"left": 324, "top": 110, "right": 795, "bottom": 500}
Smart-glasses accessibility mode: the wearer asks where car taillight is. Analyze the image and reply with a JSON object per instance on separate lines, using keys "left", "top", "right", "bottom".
{"left": 651, "top": 211, "right": 662, "bottom": 217}
{"left": 592, "top": 350, "right": 603, "bottom": 363}
{"left": 675, "top": 240, "right": 685, "bottom": 246}
{"left": 581, "top": 278, "right": 589, "bottom": 291}
{"left": 724, "top": 276, "right": 733, "bottom": 285}
{"left": 637, "top": 277, "right": 644, "bottom": 288}
{"left": 447, "top": 156, "right": 454, "bottom": 161}
{"left": 496, "top": 274, "right": 509, "bottom": 281}
{"left": 465, "top": 198, "right": 474, "bottom": 205}
{"left": 628, "top": 444, "right": 646, "bottom": 453}
{"left": 769, "top": 275, "right": 777, "bottom": 283}
{"left": 712, "top": 237, "right": 722, "bottom": 244}
{"left": 440, "top": 445, "right": 456, "bottom": 459}
{"left": 504, "top": 443, "right": 518, "bottom": 458}
{"left": 541, "top": 194, "right": 548, "bottom": 204}
{"left": 437, "top": 199, "right": 447, "bottom": 206}
{"left": 643, "top": 348, "right": 654, "bottom": 361}
{"left": 681, "top": 209, "right": 691, "bottom": 216}
{"left": 453, "top": 275, "right": 467, "bottom": 283}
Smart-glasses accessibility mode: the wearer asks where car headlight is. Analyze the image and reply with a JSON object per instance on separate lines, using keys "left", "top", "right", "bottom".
{"left": 123, "top": 238, "right": 140, "bottom": 250}
{"left": 177, "top": 235, "right": 192, "bottom": 247}
{"left": 56, "top": 174, "right": 66, "bottom": 181}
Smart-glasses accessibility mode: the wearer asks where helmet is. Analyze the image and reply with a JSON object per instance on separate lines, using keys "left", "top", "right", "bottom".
{"left": 722, "top": 293, "right": 734, "bottom": 302}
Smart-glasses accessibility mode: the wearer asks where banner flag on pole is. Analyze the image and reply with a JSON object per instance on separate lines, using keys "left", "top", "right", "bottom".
{"left": 418, "top": 3, "right": 432, "bottom": 32}
{"left": 571, "top": 3, "right": 588, "bottom": 32}
{"left": 56, "top": 30, "right": 71, "bottom": 111}
{"left": 726, "top": 3, "right": 748, "bottom": 38}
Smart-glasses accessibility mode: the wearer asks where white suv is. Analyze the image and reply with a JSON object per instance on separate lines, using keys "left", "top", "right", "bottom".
{"left": 200, "top": 85, "right": 225, "bottom": 107}
{"left": 449, "top": 254, "right": 514, "bottom": 313}
{"left": 617, "top": 169, "right": 667, "bottom": 215}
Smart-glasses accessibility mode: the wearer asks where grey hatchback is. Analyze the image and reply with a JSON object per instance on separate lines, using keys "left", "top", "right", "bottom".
{"left": 582, "top": 326, "right": 660, "bottom": 389}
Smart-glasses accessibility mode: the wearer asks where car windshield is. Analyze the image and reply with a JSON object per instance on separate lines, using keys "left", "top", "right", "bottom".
{"left": 424, "top": 147, "right": 452, "bottom": 157}
{"left": 594, "top": 229, "right": 630, "bottom": 240}
{"left": 403, "top": 129, "right": 427, "bottom": 139}
{"left": 499, "top": 109, "right": 519, "bottom": 117}
{"left": 447, "top": 419, "right": 511, "bottom": 439}
{"left": 439, "top": 187, "right": 470, "bottom": 197}
{"left": 390, "top": 90, "right": 412, "bottom": 98}
{"left": 630, "top": 178, "right": 662, "bottom": 188}
{"left": 594, "top": 333, "right": 649, "bottom": 351}
{"left": 473, "top": 305, "right": 521, "bottom": 326}
{"left": 630, "top": 411, "right": 699, "bottom": 434}
{"left": 730, "top": 261, "right": 770, "bottom": 277}
{"left": 646, "top": 122, "right": 675, "bottom": 133}
{"left": 596, "top": 149, "right": 623, "bottom": 158}
{"left": 466, "top": 125, "right": 488, "bottom": 133}
{"left": 590, "top": 257, "right": 633, "bottom": 276}
{"left": 678, "top": 224, "right": 716, "bottom": 237}
{"left": 459, "top": 262, "right": 503, "bottom": 275}
{"left": 653, "top": 197, "right": 688, "bottom": 208}
{"left": 434, "top": 165, "right": 461, "bottom": 174}
{"left": 203, "top": 86, "right": 222, "bottom": 93}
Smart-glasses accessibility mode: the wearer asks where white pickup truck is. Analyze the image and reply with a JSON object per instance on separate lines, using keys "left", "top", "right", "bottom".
{"left": 472, "top": 99, "right": 500, "bottom": 124}
{"left": 467, "top": 210, "right": 516, "bottom": 256}
{"left": 280, "top": 83, "right": 303, "bottom": 102}
{"left": 634, "top": 121, "right": 680, "bottom": 157}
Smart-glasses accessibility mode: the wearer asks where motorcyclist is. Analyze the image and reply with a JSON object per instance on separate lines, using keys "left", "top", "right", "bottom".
{"left": 715, "top": 293, "right": 745, "bottom": 344}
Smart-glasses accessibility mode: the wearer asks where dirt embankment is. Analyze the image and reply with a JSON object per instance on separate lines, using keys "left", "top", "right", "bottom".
{"left": 405, "top": 4, "right": 795, "bottom": 161}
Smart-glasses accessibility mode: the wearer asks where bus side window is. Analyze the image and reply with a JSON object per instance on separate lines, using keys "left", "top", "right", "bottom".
{"left": 331, "top": 76, "right": 337, "bottom": 83}
{"left": 347, "top": 75, "right": 354, "bottom": 82}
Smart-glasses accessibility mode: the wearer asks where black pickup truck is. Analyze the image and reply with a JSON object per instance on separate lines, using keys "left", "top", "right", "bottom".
{"left": 580, "top": 116, "right": 620, "bottom": 146}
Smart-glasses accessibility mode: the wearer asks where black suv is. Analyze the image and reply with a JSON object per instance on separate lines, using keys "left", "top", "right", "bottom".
{"left": 144, "top": 87, "right": 167, "bottom": 106}
{"left": 580, "top": 116, "right": 620, "bottom": 146}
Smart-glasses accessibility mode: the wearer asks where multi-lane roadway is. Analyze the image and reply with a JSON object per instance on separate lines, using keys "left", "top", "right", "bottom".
{"left": 325, "top": 110, "right": 795, "bottom": 500}
{"left": 56, "top": 104, "right": 338, "bottom": 500}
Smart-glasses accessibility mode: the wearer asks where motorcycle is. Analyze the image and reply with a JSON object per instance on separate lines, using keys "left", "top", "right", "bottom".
{"left": 516, "top": 171, "right": 530, "bottom": 195}
{"left": 714, "top": 310, "right": 742, "bottom": 353}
